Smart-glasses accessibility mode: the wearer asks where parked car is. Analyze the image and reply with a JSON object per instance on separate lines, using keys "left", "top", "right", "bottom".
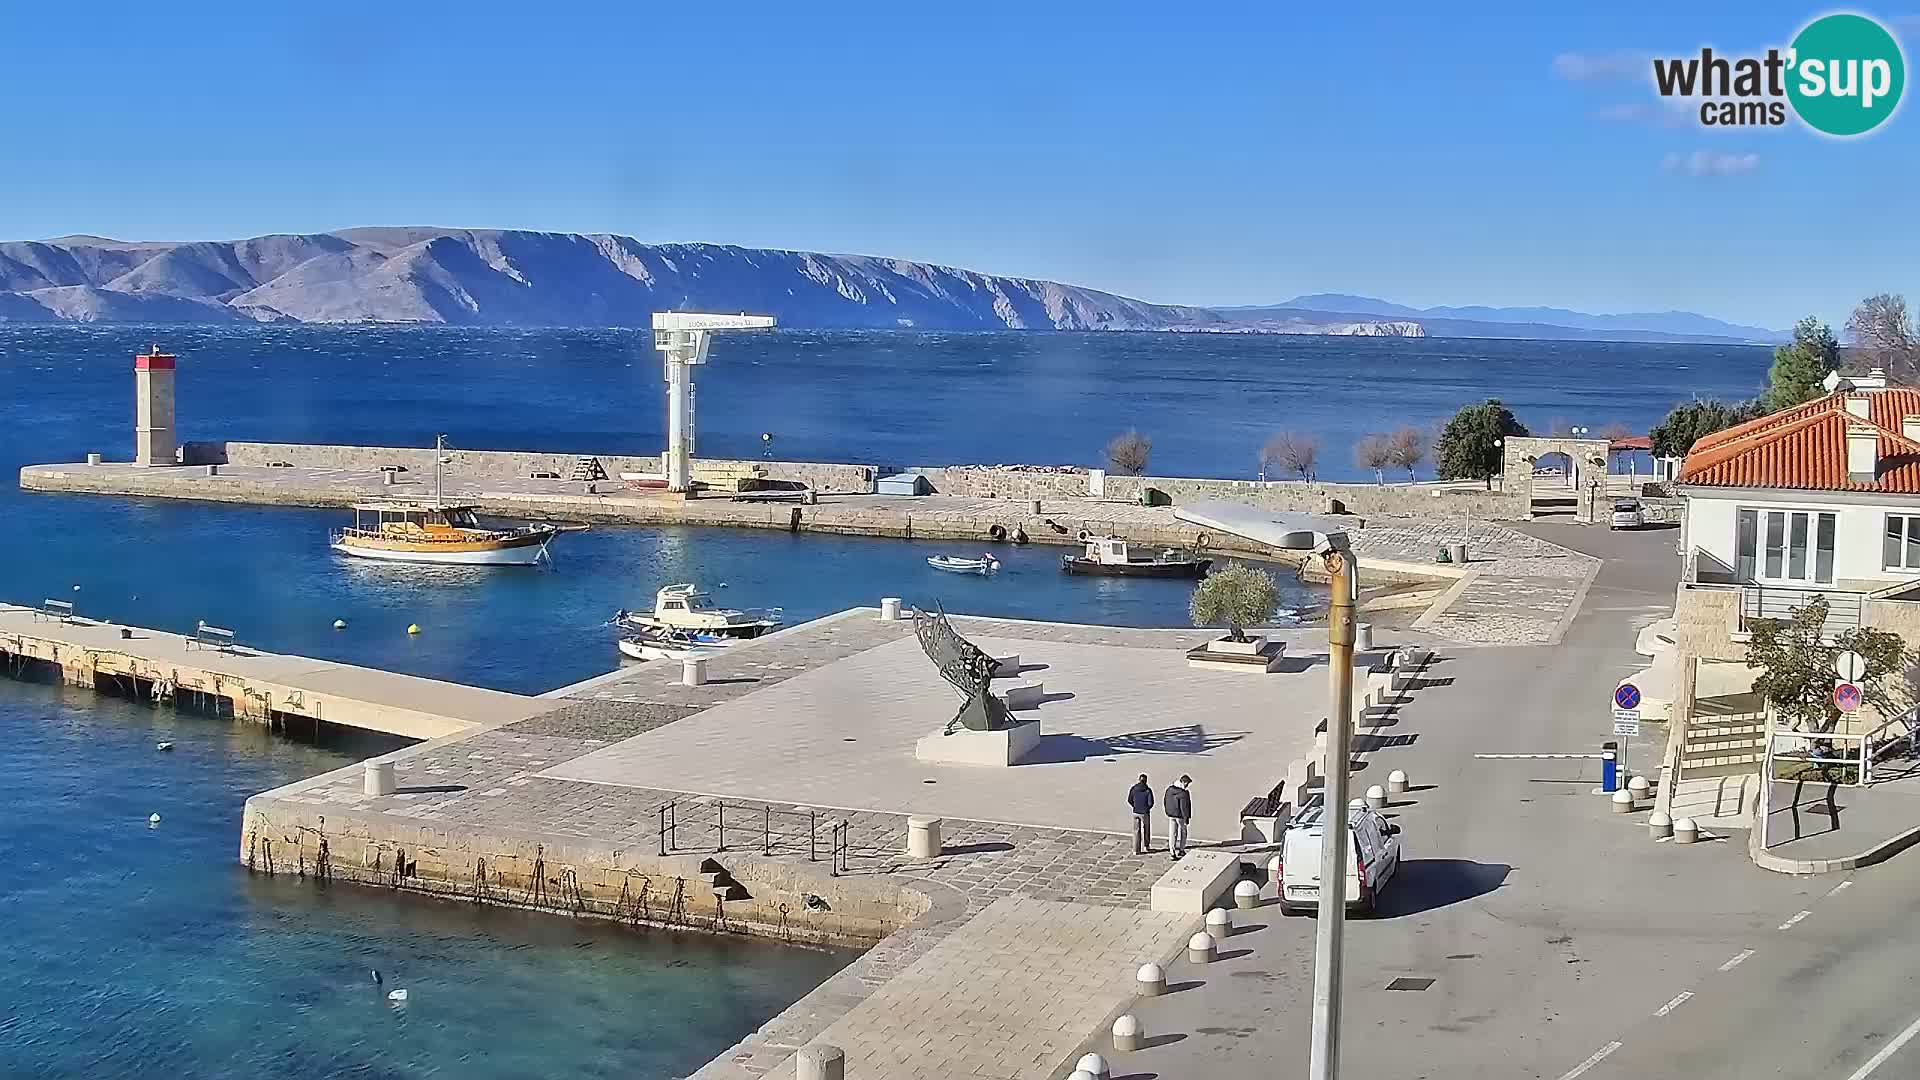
{"left": 1610, "top": 498, "right": 1644, "bottom": 530}
{"left": 1277, "top": 801, "right": 1402, "bottom": 916}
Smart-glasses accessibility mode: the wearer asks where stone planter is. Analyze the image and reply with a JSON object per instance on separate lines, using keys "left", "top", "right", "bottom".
{"left": 1206, "top": 634, "right": 1267, "bottom": 656}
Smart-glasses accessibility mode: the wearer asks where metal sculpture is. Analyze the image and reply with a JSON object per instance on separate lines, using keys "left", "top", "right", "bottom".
{"left": 911, "top": 604, "right": 1014, "bottom": 734}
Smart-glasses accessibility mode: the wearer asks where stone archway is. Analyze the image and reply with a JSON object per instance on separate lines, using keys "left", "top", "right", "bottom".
{"left": 1502, "top": 436, "right": 1611, "bottom": 522}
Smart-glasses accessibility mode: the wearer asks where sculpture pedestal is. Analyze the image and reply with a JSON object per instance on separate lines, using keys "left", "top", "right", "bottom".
{"left": 916, "top": 720, "right": 1042, "bottom": 766}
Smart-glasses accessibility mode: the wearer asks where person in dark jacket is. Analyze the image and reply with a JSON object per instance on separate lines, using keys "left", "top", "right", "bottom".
{"left": 1127, "top": 774, "right": 1155, "bottom": 854}
{"left": 1165, "top": 775, "right": 1193, "bottom": 859}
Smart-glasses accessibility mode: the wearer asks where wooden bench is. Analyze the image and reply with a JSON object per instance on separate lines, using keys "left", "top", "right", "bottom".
{"left": 1240, "top": 781, "right": 1291, "bottom": 844}
{"left": 37, "top": 599, "right": 74, "bottom": 623}
{"left": 189, "top": 621, "right": 237, "bottom": 652}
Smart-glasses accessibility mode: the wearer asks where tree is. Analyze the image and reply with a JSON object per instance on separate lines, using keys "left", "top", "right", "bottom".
{"left": 1261, "top": 431, "right": 1320, "bottom": 482}
{"left": 1106, "top": 429, "right": 1151, "bottom": 476}
{"left": 1747, "top": 598, "right": 1907, "bottom": 746}
{"left": 1354, "top": 434, "right": 1392, "bottom": 484}
{"left": 1598, "top": 422, "right": 1634, "bottom": 442}
{"left": 1647, "top": 399, "right": 1766, "bottom": 459}
{"left": 1435, "top": 400, "right": 1528, "bottom": 489}
{"left": 1189, "top": 563, "right": 1279, "bottom": 642}
{"left": 1385, "top": 426, "right": 1427, "bottom": 482}
{"left": 1764, "top": 315, "right": 1842, "bottom": 411}
{"left": 1846, "top": 293, "right": 1919, "bottom": 380}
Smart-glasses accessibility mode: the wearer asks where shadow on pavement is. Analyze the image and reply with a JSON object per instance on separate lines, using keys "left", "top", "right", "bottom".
{"left": 1375, "top": 859, "right": 1512, "bottom": 918}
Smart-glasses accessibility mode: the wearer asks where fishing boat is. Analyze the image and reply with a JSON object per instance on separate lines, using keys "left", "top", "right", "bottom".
{"left": 617, "top": 626, "right": 725, "bottom": 662}
{"left": 1060, "top": 537, "right": 1211, "bottom": 579}
{"left": 329, "top": 437, "right": 580, "bottom": 566}
{"left": 927, "top": 553, "right": 1000, "bottom": 575}
{"left": 617, "top": 584, "right": 782, "bottom": 638}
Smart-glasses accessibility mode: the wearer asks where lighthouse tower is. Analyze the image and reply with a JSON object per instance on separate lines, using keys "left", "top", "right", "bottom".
{"left": 134, "top": 345, "right": 177, "bottom": 467}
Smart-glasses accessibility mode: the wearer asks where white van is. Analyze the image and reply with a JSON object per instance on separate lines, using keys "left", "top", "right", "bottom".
{"left": 1277, "top": 802, "right": 1402, "bottom": 916}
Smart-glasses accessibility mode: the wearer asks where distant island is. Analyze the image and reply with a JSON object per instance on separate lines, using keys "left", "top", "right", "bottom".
{"left": 0, "top": 227, "right": 1778, "bottom": 343}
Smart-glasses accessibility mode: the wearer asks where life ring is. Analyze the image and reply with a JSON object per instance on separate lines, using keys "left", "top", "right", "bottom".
{"left": 1011, "top": 528, "right": 1029, "bottom": 545}
{"left": 988, "top": 524, "right": 1008, "bottom": 542}
{"left": 1076, "top": 529, "right": 1092, "bottom": 542}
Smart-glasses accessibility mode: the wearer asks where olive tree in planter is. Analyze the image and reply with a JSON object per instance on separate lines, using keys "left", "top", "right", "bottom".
{"left": 1189, "top": 563, "right": 1279, "bottom": 652}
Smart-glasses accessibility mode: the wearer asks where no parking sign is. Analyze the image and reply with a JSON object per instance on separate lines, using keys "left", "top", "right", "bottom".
{"left": 1834, "top": 682, "right": 1864, "bottom": 713}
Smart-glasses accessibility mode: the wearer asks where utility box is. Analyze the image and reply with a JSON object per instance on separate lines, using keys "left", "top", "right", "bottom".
{"left": 1139, "top": 487, "right": 1171, "bottom": 507}
{"left": 876, "top": 473, "right": 930, "bottom": 496}
{"left": 134, "top": 346, "right": 177, "bottom": 467}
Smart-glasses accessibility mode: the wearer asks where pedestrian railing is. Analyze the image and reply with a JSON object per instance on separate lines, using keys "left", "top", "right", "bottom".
{"left": 658, "top": 797, "right": 850, "bottom": 875}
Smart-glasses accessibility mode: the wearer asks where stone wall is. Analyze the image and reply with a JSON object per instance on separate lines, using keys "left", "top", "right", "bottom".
{"left": 1674, "top": 585, "right": 1744, "bottom": 661}
{"left": 203, "top": 442, "right": 879, "bottom": 493}
{"left": 241, "top": 794, "right": 937, "bottom": 948}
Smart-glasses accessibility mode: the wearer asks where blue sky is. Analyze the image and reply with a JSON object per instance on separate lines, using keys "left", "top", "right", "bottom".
{"left": 2, "top": 2, "right": 1915, "bottom": 328}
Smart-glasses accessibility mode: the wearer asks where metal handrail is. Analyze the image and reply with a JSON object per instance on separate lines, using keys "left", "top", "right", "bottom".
{"left": 657, "top": 797, "right": 851, "bottom": 874}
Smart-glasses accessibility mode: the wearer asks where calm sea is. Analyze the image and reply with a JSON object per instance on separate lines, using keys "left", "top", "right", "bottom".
{"left": 0, "top": 325, "right": 1769, "bottom": 1078}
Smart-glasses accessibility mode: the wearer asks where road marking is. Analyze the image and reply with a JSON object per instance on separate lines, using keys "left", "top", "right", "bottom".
{"left": 1557, "top": 1041, "right": 1622, "bottom": 1080}
{"left": 1475, "top": 753, "right": 1607, "bottom": 759}
{"left": 1843, "top": 1011, "right": 1920, "bottom": 1080}
{"left": 1827, "top": 879, "right": 1855, "bottom": 898}
{"left": 1779, "top": 910, "right": 1813, "bottom": 930}
{"left": 1718, "top": 949, "right": 1755, "bottom": 971}
{"left": 1654, "top": 991, "right": 1694, "bottom": 1017}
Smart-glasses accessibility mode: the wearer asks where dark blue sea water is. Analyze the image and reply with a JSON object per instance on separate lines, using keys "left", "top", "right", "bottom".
{"left": 0, "top": 325, "right": 1770, "bottom": 1078}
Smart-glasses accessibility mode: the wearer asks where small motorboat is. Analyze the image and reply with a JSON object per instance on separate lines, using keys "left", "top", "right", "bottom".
{"left": 1061, "top": 537, "right": 1211, "bottom": 578}
{"left": 618, "top": 584, "right": 782, "bottom": 638}
{"left": 617, "top": 626, "right": 724, "bottom": 662}
{"left": 927, "top": 553, "right": 1000, "bottom": 575}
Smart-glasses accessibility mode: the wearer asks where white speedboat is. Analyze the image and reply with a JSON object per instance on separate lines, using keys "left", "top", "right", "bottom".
{"left": 619, "top": 584, "right": 782, "bottom": 638}
{"left": 928, "top": 553, "right": 1000, "bottom": 575}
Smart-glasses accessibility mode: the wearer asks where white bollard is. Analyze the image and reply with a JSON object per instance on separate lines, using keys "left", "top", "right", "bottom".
{"left": 879, "top": 597, "right": 902, "bottom": 622}
{"left": 1234, "top": 879, "right": 1260, "bottom": 910}
{"left": 364, "top": 760, "right": 396, "bottom": 797}
{"left": 906, "top": 815, "right": 943, "bottom": 859}
{"left": 1356, "top": 622, "right": 1373, "bottom": 650}
{"left": 1070, "top": 1072, "right": 1097, "bottom": 1080}
{"left": 1611, "top": 788, "right": 1636, "bottom": 814}
{"left": 1365, "top": 784, "right": 1388, "bottom": 810}
{"left": 1387, "top": 769, "right": 1409, "bottom": 794}
{"left": 86, "top": 452, "right": 102, "bottom": 466}
{"left": 795, "top": 1044, "right": 845, "bottom": 1080}
{"left": 1648, "top": 810, "right": 1673, "bottom": 840}
{"left": 1075, "top": 1052, "right": 1111, "bottom": 1079}
{"left": 1627, "top": 775, "right": 1651, "bottom": 805}
{"left": 1267, "top": 854, "right": 1283, "bottom": 881}
{"left": 1111, "top": 1013, "right": 1142, "bottom": 1053}
{"left": 1206, "top": 907, "right": 1233, "bottom": 936}
{"left": 1135, "top": 962, "right": 1166, "bottom": 996}
{"left": 1674, "top": 816, "right": 1699, "bottom": 844}
{"left": 1348, "top": 798, "right": 1366, "bottom": 812}
{"left": 681, "top": 657, "right": 708, "bottom": 687}
{"left": 1188, "top": 931, "right": 1217, "bottom": 964}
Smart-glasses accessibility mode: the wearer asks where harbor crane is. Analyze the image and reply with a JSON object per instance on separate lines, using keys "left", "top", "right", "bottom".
{"left": 652, "top": 311, "right": 777, "bottom": 493}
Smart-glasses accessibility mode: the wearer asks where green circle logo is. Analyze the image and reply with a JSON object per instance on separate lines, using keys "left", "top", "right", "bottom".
{"left": 1787, "top": 13, "right": 1905, "bottom": 136}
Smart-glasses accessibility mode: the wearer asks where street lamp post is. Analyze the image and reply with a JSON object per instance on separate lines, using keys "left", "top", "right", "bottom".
{"left": 1169, "top": 502, "right": 1358, "bottom": 1080}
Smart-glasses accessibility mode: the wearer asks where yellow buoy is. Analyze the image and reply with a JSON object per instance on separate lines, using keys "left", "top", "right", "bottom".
{"left": 406, "top": 623, "right": 421, "bottom": 635}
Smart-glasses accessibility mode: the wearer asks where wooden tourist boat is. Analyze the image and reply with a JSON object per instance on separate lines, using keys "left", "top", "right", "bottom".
{"left": 329, "top": 435, "right": 580, "bottom": 566}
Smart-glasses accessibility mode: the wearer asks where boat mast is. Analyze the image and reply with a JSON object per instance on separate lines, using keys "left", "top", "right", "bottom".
{"left": 434, "top": 434, "right": 446, "bottom": 509}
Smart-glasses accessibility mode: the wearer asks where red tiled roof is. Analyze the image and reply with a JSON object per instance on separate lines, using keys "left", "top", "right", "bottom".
{"left": 1609, "top": 436, "right": 1652, "bottom": 451}
{"left": 1679, "top": 396, "right": 1920, "bottom": 492}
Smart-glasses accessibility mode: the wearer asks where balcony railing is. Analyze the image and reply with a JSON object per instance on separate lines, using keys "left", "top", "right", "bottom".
{"left": 1738, "top": 585, "right": 1863, "bottom": 638}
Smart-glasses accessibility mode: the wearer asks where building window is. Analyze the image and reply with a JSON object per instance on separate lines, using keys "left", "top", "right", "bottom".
{"left": 1740, "top": 509, "right": 1835, "bottom": 584}
{"left": 1884, "top": 514, "right": 1920, "bottom": 571}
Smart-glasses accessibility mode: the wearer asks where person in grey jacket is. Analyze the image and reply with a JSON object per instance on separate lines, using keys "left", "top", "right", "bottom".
{"left": 1164, "top": 775, "right": 1193, "bottom": 859}
{"left": 1127, "top": 775, "right": 1155, "bottom": 854}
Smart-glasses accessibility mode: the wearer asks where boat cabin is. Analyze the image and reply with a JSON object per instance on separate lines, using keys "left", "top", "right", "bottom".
{"left": 1082, "top": 538, "right": 1148, "bottom": 565}
{"left": 342, "top": 502, "right": 488, "bottom": 538}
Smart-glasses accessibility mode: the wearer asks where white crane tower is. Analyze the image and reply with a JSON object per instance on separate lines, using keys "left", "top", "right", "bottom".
{"left": 652, "top": 311, "right": 777, "bottom": 493}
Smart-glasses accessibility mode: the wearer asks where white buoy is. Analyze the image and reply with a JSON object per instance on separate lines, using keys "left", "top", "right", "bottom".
{"left": 333, "top": 619, "right": 347, "bottom": 630}
{"left": 155, "top": 742, "right": 174, "bottom": 752}
{"left": 1111, "top": 1013, "right": 1142, "bottom": 1053}
{"left": 1075, "top": 1052, "right": 1112, "bottom": 1079}
{"left": 148, "top": 813, "right": 161, "bottom": 827}
{"left": 1234, "top": 879, "right": 1261, "bottom": 910}
{"left": 1387, "top": 769, "right": 1409, "bottom": 794}
{"left": 1135, "top": 962, "right": 1167, "bottom": 996}
{"left": 387, "top": 988, "right": 408, "bottom": 1003}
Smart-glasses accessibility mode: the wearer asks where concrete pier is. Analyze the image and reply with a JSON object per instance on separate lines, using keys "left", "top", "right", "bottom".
{"left": 0, "top": 603, "right": 559, "bottom": 739}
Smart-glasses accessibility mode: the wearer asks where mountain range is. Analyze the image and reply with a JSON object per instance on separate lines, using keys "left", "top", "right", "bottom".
{"left": 0, "top": 228, "right": 1779, "bottom": 343}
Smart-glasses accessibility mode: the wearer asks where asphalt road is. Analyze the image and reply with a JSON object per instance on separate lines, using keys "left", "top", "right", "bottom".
{"left": 1118, "top": 523, "right": 1906, "bottom": 1079}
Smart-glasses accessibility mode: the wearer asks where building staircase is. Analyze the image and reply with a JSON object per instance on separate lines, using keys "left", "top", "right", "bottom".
{"left": 1659, "top": 715, "right": 1767, "bottom": 828}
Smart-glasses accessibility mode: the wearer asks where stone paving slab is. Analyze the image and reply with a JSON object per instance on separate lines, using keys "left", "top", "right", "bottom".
{"left": 744, "top": 897, "right": 1194, "bottom": 1080}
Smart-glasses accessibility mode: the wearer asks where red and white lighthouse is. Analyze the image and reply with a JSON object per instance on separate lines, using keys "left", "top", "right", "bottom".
{"left": 134, "top": 345, "right": 177, "bottom": 467}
